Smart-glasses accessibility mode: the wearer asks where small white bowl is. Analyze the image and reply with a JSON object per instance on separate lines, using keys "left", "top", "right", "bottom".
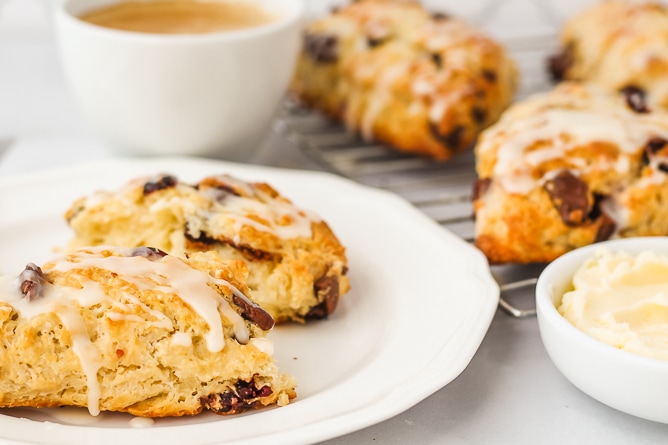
{"left": 536, "top": 237, "right": 668, "bottom": 424}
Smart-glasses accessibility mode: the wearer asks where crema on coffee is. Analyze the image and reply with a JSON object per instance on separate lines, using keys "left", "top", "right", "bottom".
{"left": 79, "top": 0, "right": 276, "bottom": 34}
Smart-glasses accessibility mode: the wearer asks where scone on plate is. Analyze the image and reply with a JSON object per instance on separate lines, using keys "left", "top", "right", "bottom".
{"left": 0, "top": 246, "right": 296, "bottom": 417}
{"left": 549, "top": 1, "right": 668, "bottom": 110}
{"left": 65, "top": 173, "right": 350, "bottom": 324}
{"left": 291, "top": 0, "right": 518, "bottom": 160}
{"left": 473, "top": 82, "right": 668, "bottom": 264}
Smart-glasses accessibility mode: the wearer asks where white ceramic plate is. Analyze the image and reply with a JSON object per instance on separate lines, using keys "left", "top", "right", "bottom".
{"left": 0, "top": 157, "right": 499, "bottom": 445}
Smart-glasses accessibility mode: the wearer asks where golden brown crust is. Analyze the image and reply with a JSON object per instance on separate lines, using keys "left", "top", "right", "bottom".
{"left": 0, "top": 248, "right": 296, "bottom": 417}
{"left": 550, "top": 1, "right": 668, "bottom": 109}
{"left": 66, "top": 174, "right": 350, "bottom": 323}
{"left": 473, "top": 82, "right": 668, "bottom": 264}
{"left": 290, "top": 0, "right": 517, "bottom": 160}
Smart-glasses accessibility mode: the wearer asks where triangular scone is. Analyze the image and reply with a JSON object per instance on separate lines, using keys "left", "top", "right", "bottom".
{"left": 65, "top": 174, "right": 350, "bottom": 323}
{"left": 0, "top": 247, "right": 296, "bottom": 417}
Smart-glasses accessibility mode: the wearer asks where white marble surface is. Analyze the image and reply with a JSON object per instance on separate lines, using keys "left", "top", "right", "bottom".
{"left": 2, "top": 0, "right": 668, "bottom": 444}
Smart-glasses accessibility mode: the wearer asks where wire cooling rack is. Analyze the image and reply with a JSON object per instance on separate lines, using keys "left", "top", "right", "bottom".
{"left": 275, "top": 34, "right": 559, "bottom": 318}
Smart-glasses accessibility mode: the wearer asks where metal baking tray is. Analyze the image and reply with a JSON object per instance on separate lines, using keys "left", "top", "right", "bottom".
{"left": 276, "top": 34, "right": 558, "bottom": 317}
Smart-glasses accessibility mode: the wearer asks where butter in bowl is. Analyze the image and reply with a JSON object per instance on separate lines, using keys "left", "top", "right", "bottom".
{"left": 536, "top": 237, "right": 668, "bottom": 424}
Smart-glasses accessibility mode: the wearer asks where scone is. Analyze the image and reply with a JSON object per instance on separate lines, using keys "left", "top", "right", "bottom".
{"left": 473, "top": 82, "right": 668, "bottom": 264}
{"left": 290, "top": 0, "right": 518, "bottom": 160}
{"left": 0, "top": 246, "right": 296, "bottom": 417}
{"left": 549, "top": 1, "right": 668, "bottom": 110}
{"left": 65, "top": 173, "right": 350, "bottom": 323}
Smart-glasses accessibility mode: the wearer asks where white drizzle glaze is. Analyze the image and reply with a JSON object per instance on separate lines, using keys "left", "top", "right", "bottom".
{"left": 483, "top": 104, "right": 668, "bottom": 195}
{"left": 129, "top": 416, "right": 155, "bottom": 428}
{"left": 360, "top": 62, "right": 411, "bottom": 140}
{"left": 195, "top": 178, "right": 318, "bottom": 241}
{"left": 0, "top": 247, "right": 254, "bottom": 416}
{"left": 249, "top": 337, "right": 274, "bottom": 356}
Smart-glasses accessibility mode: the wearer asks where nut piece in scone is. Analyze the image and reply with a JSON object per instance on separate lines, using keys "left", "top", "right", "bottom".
{"left": 0, "top": 246, "right": 296, "bottom": 416}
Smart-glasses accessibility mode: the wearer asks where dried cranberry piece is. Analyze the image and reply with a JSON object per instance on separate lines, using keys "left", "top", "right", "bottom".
{"left": 256, "top": 385, "right": 273, "bottom": 398}
{"left": 544, "top": 170, "right": 590, "bottom": 226}
{"left": 19, "top": 263, "right": 47, "bottom": 302}
{"left": 202, "top": 379, "right": 273, "bottom": 415}
{"left": 303, "top": 32, "right": 339, "bottom": 64}
{"left": 131, "top": 246, "right": 167, "bottom": 261}
{"left": 143, "top": 175, "right": 177, "bottom": 195}
{"left": 620, "top": 85, "right": 649, "bottom": 113}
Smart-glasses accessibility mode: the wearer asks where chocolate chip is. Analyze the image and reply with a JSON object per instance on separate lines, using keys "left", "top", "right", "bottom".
{"left": 481, "top": 69, "right": 497, "bottom": 83}
{"left": 431, "top": 53, "right": 443, "bottom": 69}
{"left": 143, "top": 175, "right": 177, "bottom": 195}
{"left": 547, "top": 45, "right": 574, "bottom": 82}
{"left": 19, "top": 263, "right": 47, "bottom": 302}
{"left": 641, "top": 137, "right": 668, "bottom": 172}
{"left": 431, "top": 12, "right": 450, "bottom": 21}
{"left": 544, "top": 170, "right": 590, "bottom": 226}
{"left": 184, "top": 225, "right": 279, "bottom": 262}
{"left": 595, "top": 212, "right": 616, "bottom": 243}
{"left": 306, "top": 275, "right": 339, "bottom": 320}
{"left": 620, "top": 85, "right": 649, "bottom": 113}
{"left": 303, "top": 32, "right": 339, "bottom": 64}
{"left": 184, "top": 224, "right": 217, "bottom": 245}
{"left": 472, "top": 178, "right": 492, "bottom": 201}
{"left": 429, "top": 123, "right": 464, "bottom": 149}
{"left": 367, "top": 37, "right": 387, "bottom": 48}
{"left": 232, "top": 293, "right": 275, "bottom": 331}
{"left": 647, "top": 137, "right": 668, "bottom": 153}
{"left": 130, "top": 246, "right": 168, "bottom": 261}
{"left": 471, "top": 106, "right": 486, "bottom": 124}
{"left": 202, "top": 379, "right": 273, "bottom": 415}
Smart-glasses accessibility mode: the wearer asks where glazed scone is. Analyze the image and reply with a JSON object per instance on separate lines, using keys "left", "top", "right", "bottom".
{"left": 473, "top": 82, "right": 668, "bottom": 264}
{"left": 0, "top": 246, "right": 296, "bottom": 417}
{"left": 549, "top": 1, "right": 668, "bottom": 110}
{"left": 291, "top": 0, "right": 517, "bottom": 160}
{"left": 65, "top": 174, "right": 350, "bottom": 323}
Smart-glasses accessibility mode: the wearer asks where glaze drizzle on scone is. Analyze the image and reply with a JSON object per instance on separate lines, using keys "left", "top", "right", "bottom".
{"left": 474, "top": 82, "right": 668, "bottom": 264}
{"left": 0, "top": 247, "right": 296, "bottom": 417}
{"left": 291, "top": 0, "right": 517, "bottom": 160}
{"left": 66, "top": 174, "right": 350, "bottom": 323}
{"left": 549, "top": 1, "right": 668, "bottom": 110}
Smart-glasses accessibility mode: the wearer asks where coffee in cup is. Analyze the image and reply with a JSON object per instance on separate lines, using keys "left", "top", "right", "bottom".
{"left": 79, "top": 0, "right": 277, "bottom": 34}
{"left": 55, "top": 0, "right": 304, "bottom": 159}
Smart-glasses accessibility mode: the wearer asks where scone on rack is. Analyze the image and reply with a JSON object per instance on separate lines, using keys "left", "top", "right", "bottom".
{"left": 291, "top": 0, "right": 518, "bottom": 160}
{"left": 65, "top": 173, "right": 350, "bottom": 324}
{"left": 473, "top": 82, "right": 668, "bottom": 264}
{"left": 549, "top": 1, "right": 668, "bottom": 110}
{"left": 0, "top": 246, "right": 296, "bottom": 417}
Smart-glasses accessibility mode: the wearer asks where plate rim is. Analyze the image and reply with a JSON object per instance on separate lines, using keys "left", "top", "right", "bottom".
{"left": 0, "top": 156, "right": 499, "bottom": 445}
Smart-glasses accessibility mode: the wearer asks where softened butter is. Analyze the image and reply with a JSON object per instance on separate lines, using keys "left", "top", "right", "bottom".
{"left": 559, "top": 248, "right": 668, "bottom": 361}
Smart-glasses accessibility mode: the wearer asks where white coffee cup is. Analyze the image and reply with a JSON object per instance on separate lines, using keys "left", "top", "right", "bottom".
{"left": 54, "top": 0, "right": 304, "bottom": 160}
